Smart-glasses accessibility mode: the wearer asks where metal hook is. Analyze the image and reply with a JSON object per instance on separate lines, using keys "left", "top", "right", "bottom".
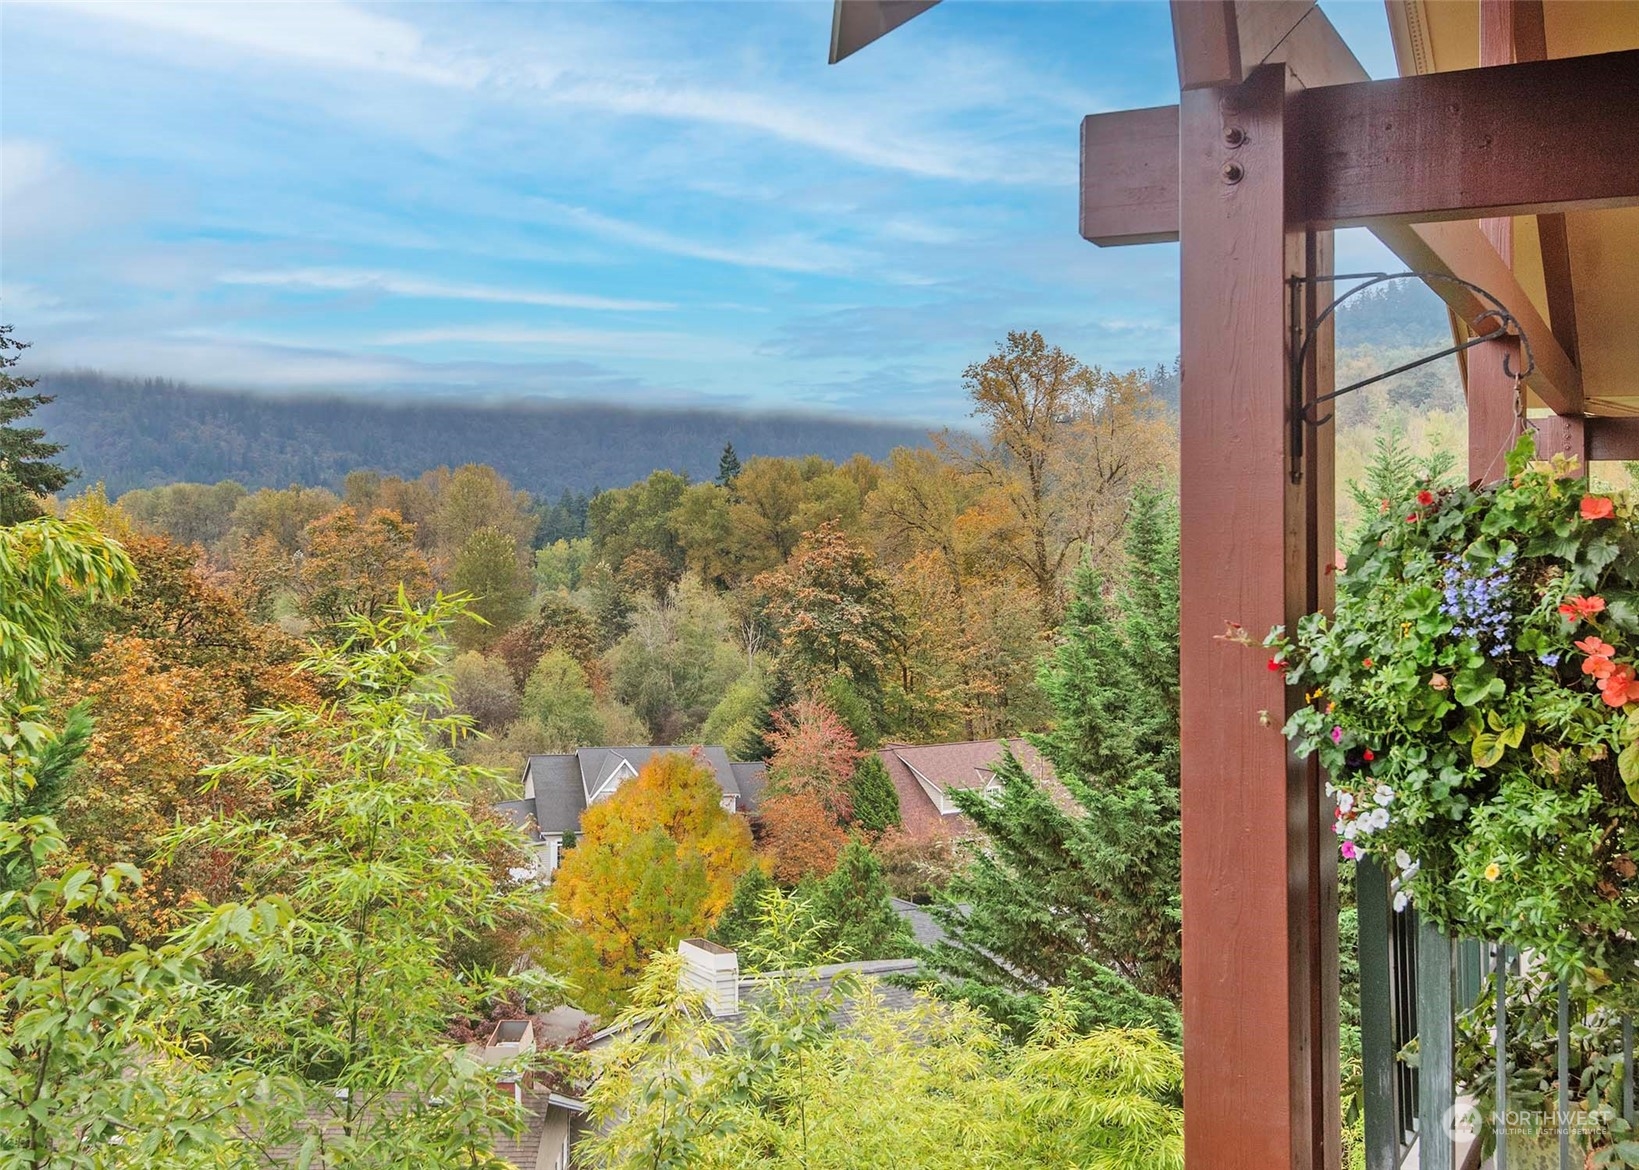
{"left": 1288, "top": 272, "right": 1540, "bottom": 483}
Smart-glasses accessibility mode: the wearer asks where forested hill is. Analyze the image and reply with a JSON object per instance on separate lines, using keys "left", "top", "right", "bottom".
{"left": 32, "top": 372, "right": 938, "bottom": 497}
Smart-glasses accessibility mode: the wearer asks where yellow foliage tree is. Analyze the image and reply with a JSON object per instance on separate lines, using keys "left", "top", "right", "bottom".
{"left": 551, "top": 751, "right": 753, "bottom": 1015}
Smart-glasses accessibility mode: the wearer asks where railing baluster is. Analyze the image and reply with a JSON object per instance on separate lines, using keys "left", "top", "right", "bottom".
{"left": 1558, "top": 978, "right": 1570, "bottom": 1170}
{"left": 1416, "top": 915, "right": 1455, "bottom": 1170}
{"left": 1624, "top": 1015, "right": 1633, "bottom": 1126}
{"left": 1357, "top": 858, "right": 1399, "bottom": 1170}
{"left": 1495, "top": 943, "right": 1507, "bottom": 1170}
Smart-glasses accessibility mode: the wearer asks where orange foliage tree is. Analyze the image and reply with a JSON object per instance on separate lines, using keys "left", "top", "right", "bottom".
{"left": 54, "top": 534, "right": 316, "bottom": 940}
{"left": 297, "top": 506, "right": 434, "bottom": 630}
{"left": 758, "top": 792, "right": 850, "bottom": 885}
{"left": 550, "top": 751, "right": 753, "bottom": 1015}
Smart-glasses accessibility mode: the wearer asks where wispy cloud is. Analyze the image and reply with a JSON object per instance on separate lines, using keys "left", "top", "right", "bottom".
{"left": 534, "top": 200, "right": 869, "bottom": 277}
{"left": 31, "top": 0, "right": 482, "bottom": 87}
{"left": 220, "top": 267, "right": 672, "bottom": 312}
{"left": 369, "top": 323, "right": 750, "bottom": 362}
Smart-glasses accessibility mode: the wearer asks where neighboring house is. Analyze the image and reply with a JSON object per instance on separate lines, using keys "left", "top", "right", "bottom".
{"left": 877, "top": 739, "right": 1061, "bottom": 839}
{"left": 495, "top": 746, "right": 766, "bottom": 877}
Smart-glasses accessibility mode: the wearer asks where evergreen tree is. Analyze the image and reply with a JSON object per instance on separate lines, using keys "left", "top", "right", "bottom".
{"left": 849, "top": 755, "right": 901, "bottom": 833}
{"left": 924, "top": 485, "right": 1181, "bottom": 1040}
{"left": 710, "top": 863, "right": 776, "bottom": 952}
{"left": 716, "top": 442, "right": 742, "bottom": 488}
{"left": 806, "top": 838, "right": 911, "bottom": 961}
{"left": 0, "top": 326, "right": 75, "bottom": 524}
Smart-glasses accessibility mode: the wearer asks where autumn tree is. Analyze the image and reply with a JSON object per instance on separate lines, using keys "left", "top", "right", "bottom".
{"left": 0, "top": 325, "right": 74, "bottom": 525}
{"left": 296, "top": 506, "right": 434, "bottom": 630}
{"left": 958, "top": 331, "right": 1173, "bottom": 627}
{"left": 492, "top": 593, "right": 601, "bottom": 689}
{"left": 116, "top": 481, "right": 248, "bottom": 550}
{"left": 587, "top": 470, "right": 689, "bottom": 585}
{"left": 764, "top": 697, "right": 857, "bottom": 823}
{"left": 424, "top": 463, "right": 534, "bottom": 566}
{"left": 756, "top": 522, "right": 898, "bottom": 702}
{"left": 54, "top": 534, "right": 315, "bottom": 942}
{"left": 222, "top": 483, "right": 339, "bottom": 552}
{"left": 550, "top": 751, "right": 753, "bottom": 1014}
{"left": 758, "top": 792, "right": 849, "bottom": 885}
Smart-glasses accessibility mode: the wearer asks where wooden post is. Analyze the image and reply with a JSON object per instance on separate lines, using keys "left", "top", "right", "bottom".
{"left": 1179, "top": 62, "right": 1337, "bottom": 1169}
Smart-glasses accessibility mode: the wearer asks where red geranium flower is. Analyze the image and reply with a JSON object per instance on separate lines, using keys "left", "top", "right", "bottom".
{"left": 1576, "top": 636, "right": 1617, "bottom": 658}
{"left": 1584, "top": 655, "right": 1617, "bottom": 680}
{"left": 1416, "top": 490, "right": 1435, "bottom": 507}
{"left": 1559, "top": 595, "right": 1608, "bottom": 621}
{"left": 1600, "top": 664, "right": 1639, "bottom": 707}
{"left": 1582, "top": 496, "right": 1616, "bottom": 521}
{"left": 1405, "top": 514, "right": 1420, "bottom": 524}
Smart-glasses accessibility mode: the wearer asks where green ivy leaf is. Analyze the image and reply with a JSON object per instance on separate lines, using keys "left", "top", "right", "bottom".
{"left": 1619, "top": 739, "right": 1639, "bottom": 804}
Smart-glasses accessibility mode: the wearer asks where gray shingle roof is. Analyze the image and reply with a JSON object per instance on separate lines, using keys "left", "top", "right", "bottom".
{"left": 511, "top": 748, "right": 766, "bottom": 837}
{"left": 890, "top": 898, "right": 948, "bottom": 950}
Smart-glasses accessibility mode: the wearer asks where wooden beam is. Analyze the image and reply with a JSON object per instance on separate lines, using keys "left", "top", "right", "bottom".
{"left": 1170, "top": 1, "right": 1241, "bottom": 90}
{"left": 1378, "top": 219, "right": 1581, "bottom": 418}
{"left": 1470, "top": 0, "right": 1526, "bottom": 481}
{"left": 1583, "top": 417, "right": 1639, "bottom": 462}
{"left": 1080, "top": 105, "right": 1180, "bottom": 246}
{"left": 827, "top": 0, "right": 939, "bottom": 64}
{"left": 1291, "top": 50, "right": 1639, "bottom": 227}
{"left": 1179, "top": 62, "right": 1337, "bottom": 1170}
{"left": 1539, "top": 212, "right": 1581, "bottom": 368}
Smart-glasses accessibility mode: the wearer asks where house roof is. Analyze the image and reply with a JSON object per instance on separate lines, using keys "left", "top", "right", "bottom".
{"left": 508, "top": 747, "right": 764, "bottom": 839}
{"left": 877, "top": 738, "right": 1065, "bottom": 840}
{"left": 890, "top": 898, "right": 947, "bottom": 950}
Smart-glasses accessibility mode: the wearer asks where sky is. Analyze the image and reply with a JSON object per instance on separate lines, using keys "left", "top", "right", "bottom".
{"left": 0, "top": 0, "right": 1401, "bottom": 426}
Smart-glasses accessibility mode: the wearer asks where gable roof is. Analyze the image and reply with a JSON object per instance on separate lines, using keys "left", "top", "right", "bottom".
{"left": 877, "top": 739, "right": 1065, "bottom": 839}
{"left": 507, "top": 747, "right": 763, "bottom": 839}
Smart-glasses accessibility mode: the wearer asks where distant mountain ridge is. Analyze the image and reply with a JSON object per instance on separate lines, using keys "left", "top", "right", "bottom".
{"left": 32, "top": 373, "right": 941, "bottom": 498}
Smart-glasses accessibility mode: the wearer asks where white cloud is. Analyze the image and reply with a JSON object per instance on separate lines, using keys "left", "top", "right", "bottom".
{"left": 29, "top": 0, "right": 482, "bottom": 87}
{"left": 534, "top": 201, "right": 867, "bottom": 277}
{"left": 220, "top": 267, "right": 672, "bottom": 312}
{"left": 370, "top": 323, "right": 748, "bottom": 361}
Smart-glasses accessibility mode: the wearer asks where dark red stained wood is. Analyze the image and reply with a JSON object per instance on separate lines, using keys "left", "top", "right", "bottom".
{"left": 1179, "top": 62, "right": 1336, "bottom": 1170}
{"left": 1536, "top": 413, "right": 1589, "bottom": 464}
{"left": 1291, "top": 49, "right": 1639, "bottom": 227}
{"left": 1080, "top": 105, "right": 1181, "bottom": 246}
{"left": 1585, "top": 417, "right": 1639, "bottom": 462}
{"left": 1470, "top": 1, "right": 1525, "bottom": 482}
{"left": 827, "top": 0, "right": 940, "bottom": 64}
{"left": 1171, "top": 0, "right": 1241, "bottom": 90}
{"left": 1538, "top": 213, "right": 1581, "bottom": 370}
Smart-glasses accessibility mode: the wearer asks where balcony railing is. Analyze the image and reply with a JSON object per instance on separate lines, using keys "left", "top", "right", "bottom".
{"left": 1359, "top": 861, "right": 1637, "bottom": 1169}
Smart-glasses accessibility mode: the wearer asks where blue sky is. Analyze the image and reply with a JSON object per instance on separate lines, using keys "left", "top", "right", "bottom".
{"left": 1, "top": 1, "right": 1399, "bottom": 425}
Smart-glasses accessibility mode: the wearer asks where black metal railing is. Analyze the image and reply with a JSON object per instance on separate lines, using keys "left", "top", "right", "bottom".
{"left": 1358, "top": 861, "right": 1637, "bottom": 1170}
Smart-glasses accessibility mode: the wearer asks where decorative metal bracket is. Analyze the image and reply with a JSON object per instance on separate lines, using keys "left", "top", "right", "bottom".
{"left": 1287, "top": 271, "right": 1538, "bottom": 483}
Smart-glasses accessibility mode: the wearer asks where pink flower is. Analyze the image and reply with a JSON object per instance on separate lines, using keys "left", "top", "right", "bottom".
{"left": 1340, "top": 841, "right": 1361, "bottom": 861}
{"left": 1330, "top": 726, "right": 1344, "bottom": 744}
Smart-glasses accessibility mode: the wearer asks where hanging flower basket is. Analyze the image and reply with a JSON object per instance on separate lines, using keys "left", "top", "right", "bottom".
{"left": 1271, "top": 438, "right": 1639, "bottom": 1002}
